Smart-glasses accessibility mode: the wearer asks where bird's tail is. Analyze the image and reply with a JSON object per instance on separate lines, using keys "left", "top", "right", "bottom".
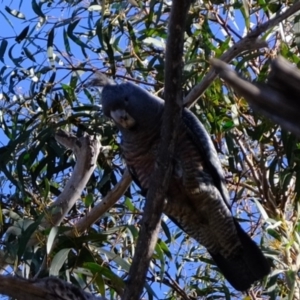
{"left": 210, "top": 220, "right": 270, "bottom": 291}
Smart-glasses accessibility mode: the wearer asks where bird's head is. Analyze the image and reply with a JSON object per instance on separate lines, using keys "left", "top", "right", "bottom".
{"left": 101, "top": 82, "right": 164, "bottom": 131}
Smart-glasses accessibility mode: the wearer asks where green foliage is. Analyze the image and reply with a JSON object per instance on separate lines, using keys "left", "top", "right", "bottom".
{"left": 0, "top": 0, "right": 299, "bottom": 299}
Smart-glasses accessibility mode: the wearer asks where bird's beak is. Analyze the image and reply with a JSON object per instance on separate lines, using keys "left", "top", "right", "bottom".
{"left": 110, "top": 109, "right": 136, "bottom": 129}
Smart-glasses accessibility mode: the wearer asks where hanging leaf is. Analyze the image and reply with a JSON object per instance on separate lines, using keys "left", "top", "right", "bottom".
{"left": 5, "top": 6, "right": 26, "bottom": 19}
{"left": 15, "top": 25, "right": 30, "bottom": 43}
{"left": 49, "top": 248, "right": 72, "bottom": 276}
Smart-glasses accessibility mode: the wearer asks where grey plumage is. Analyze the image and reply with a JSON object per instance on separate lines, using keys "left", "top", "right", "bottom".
{"left": 95, "top": 79, "right": 270, "bottom": 291}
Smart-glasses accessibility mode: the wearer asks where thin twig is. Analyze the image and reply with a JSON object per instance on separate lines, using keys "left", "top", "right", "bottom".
{"left": 72, "top": 169, "right": 132, "bottom": 234}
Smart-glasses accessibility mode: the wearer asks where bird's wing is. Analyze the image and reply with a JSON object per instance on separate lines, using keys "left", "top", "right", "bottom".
{"left": 182, "top": 108, "right": 230, "bottom": 207}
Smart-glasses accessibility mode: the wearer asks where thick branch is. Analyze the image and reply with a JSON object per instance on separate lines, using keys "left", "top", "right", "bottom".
{"left": 121, "top": 1, "right": 192, "bottom": 299}
{"left": 211, "top": 57, "right": 300, "bottom": 137}
{"left": 26, "top": 130, "right": 101, "bottom": 248}
{"left": 46, "top": 130, "right": 101, "bottom": 226}
{"left": 184, "top": 1, "right": 300, "bottom": 107}
{"left": 0, "top": 275, "right": 106, "bottom": 300}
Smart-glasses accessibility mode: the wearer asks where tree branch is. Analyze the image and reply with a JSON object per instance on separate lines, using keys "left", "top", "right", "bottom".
{"left": 46, "top": 130, "right": 101, "bottom": 226}
{"left": 211, "top": 57, "right": 300, "bottom": 137}
{"left": 121, "top": 1, "right": 192, "bottom": 299}
{"left": 26, "top": 130, "right": 101, "bottom": 249}
{"left": 0, "top": 275, "right": 107, "bottom": 300}
{"left": 0, "top": 131, "right": 103, "bottom": 273}
{"left": 72, "top": 169, "right": 132, "bottom": 234}
{"left": 184, "top": 1, "right": 300, "bottom": 108}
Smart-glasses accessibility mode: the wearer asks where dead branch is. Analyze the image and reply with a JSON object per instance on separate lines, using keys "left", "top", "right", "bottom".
{"left": 47, "top": 130, "right": 101, "bottom": 226}
{"left": 26, "top": 130, "right": 101, "bottom": 249}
